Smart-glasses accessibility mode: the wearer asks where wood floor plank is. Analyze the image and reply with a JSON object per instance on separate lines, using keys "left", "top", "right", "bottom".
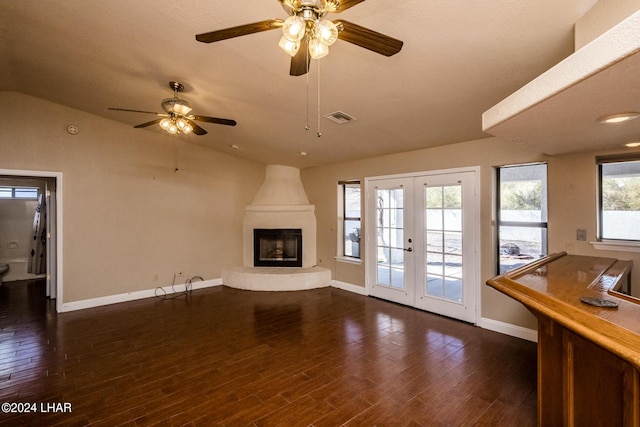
{"left": 0, "top": 279, "right": 537, "bottom": 425}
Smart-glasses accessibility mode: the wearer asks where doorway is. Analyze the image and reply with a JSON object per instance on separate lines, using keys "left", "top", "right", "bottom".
{"left": 0, "top": 169, "right": 62, "bottom": 312}
{"left": 365, "top": 168, "right": 479, "bottom": 323}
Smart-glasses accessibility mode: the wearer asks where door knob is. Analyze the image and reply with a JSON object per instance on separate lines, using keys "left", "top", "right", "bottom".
{"left": 404, "top": 247, "right": 413, "bottom": 252}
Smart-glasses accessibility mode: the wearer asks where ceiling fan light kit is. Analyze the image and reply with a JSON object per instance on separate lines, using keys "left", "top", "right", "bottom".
{"left": 279, "top": 7, "right": 339, "bottom": 59}
{"left": 195, "top": 0, "right": 403, "bottom": 76}
{"left": 279, "top": 35, "right": 301, "bottom": 56}
{"left": 160, "top": 117, "right": 192, "bottom": 135}
{"left": 315, "top": 19, "right": 339, "bottom": 45}
{"left": 308, "top": 37, "right": 329, "bottom": 59}
{"left": 108, "top": 81, "right": 237, "bottom": 136}
{"left": 282, "top": 15, "right": 306, "bottom": 42}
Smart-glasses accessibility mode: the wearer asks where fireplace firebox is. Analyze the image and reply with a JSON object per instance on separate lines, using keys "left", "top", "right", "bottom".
{"left": 253, "top": 229, "right": 302, "bottom": 267}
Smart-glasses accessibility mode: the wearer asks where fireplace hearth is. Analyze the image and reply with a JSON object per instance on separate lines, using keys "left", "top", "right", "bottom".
{"left": 254, "top": 228, "right": 302, "bottom": 267}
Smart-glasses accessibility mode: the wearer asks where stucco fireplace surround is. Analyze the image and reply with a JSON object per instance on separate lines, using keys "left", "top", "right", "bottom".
{"left": 222, "top": 165, "right": 331, "bottom": 291}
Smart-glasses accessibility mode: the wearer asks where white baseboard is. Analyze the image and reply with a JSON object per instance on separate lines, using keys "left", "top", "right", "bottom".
{"left": 331, "top": 281, "right": 537, "bottom": 342}
{"left": 478, "top": 317, "right": 538, "bottom": 342}
{"left": 331, "top": 280, "right": 368, "bottom": 295}
{"left": 59, "top": 278, "right": 538, "bottom": 343}
{"left": 59, "top": 278, "right": 223, "bottom": 312}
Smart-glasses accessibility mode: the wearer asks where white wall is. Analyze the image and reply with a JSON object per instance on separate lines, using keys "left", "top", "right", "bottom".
{"left": 0, "top": 91, "right": 266, "bottom": 303}
{"left": 0, "top": 199, "right": 37, "bottom": 261}
{"left": 574, "top": 0, "right": 640, "bottom": 49}
{"left": 302, "top": 138, "right": 640, "bottom": 331}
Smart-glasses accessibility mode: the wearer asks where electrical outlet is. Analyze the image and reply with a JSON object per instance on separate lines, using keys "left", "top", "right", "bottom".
{"left": 576, "top": 229, "right": 587, "bottom": 241}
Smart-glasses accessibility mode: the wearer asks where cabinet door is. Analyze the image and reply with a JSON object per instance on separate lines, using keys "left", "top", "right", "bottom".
{"left": 538, "top": 319, "right": 640, "bottom": 427}
{"left": 563, "top": 330, "right": 637, "bottom": 426}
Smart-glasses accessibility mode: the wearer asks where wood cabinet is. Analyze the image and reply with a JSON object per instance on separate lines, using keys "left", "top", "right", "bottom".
{"left": 487, "top": 252, "right": 640, "bottom": 426}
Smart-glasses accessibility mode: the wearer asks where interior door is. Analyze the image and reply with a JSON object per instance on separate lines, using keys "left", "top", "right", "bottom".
{"left": 366, "top": 170, "right": 478, "bottom": 323}
{"left": 45, "top": 179, "right": 57, "bottom": 300}
{"left": 367, "top": 177, "right": 415, "bottom": 306}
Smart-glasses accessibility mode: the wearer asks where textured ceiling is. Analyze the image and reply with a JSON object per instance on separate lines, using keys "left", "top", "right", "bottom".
{"left": 0, "top": 0, "right": 597, "bottom": 168}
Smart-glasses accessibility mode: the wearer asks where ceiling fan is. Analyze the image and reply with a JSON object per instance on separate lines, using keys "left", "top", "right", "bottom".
{"left": 195, "top": 0, "right": 403, "bottom": 76}
{"left": 108, "top": 81, "right": 237, "bottom": 136}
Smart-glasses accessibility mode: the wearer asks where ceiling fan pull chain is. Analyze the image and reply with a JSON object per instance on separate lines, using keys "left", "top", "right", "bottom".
{"left": 173, "top": 141, "right": 179, "bottom": 173}
{"left": 317, "top": 58, "right": 321, "bottom": 138}
{"left": 305, "top": 51, "right": 310, "bottom": 131}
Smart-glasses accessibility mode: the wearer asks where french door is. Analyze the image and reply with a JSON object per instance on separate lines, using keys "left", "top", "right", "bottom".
{"left": 366, "top": 169, "right": 478, "bottom": 323}
{"left": 366, "top": 177, "right": 416, "bottom": 306}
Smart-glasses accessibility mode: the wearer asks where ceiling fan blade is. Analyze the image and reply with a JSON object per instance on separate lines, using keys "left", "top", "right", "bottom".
{"left": 134, "top": 118, "right": 163, "bottom": 128}
{"left": 188, "top": 120, "right": 208, "bottom": 135}
{"left": 109, "top": 107, "right": 163, "bottom": 115}
{"left": 192, "top": 115, "right": 237, "bottom": 126}
{"left": 290, "top": 39, "right": 310, "bottom": 76}
{"left": 196, "top": 19, "right": 284, "bottom": 43}
{"left": 336, "top": 20, "right": 403, "bottom": 56}
{"left": 333, "top": 0, "right": 366, "bottom": 13}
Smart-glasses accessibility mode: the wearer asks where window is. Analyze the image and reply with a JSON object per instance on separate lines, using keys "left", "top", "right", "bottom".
{"left": 597, "top": 154, "right": 640, "bottom": 241}
{"left": 496, "top": 163, "right": 548, "bottom": 274}
{"left": 339, "top": 181, "right": 361, "bottom": 259}
{"left": 0, "top": 186, "right": 39, "bottom": 199}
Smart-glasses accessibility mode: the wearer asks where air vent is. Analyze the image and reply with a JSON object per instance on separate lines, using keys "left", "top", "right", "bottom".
{"left": 324, "top": 111, "right": 357, "bottom": 124}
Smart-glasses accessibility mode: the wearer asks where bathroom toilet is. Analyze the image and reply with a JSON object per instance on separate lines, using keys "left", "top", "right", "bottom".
{"left": 0, "top": 264, "right": 8, "bottom": 285}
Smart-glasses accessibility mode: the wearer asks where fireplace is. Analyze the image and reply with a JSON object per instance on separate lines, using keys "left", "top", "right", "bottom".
{"left": 254, "top": 228, "right": 302, "bottom": 267}
{"left": 223, "top": 165, "right": 331, "bottom": 292}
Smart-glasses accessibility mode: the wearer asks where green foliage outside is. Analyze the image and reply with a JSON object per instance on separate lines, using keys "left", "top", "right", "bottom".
{"left": 501, "top": 181, "right": 541, "bottom": 210}
{"left": 602, "top": 177, "right": 640, "bottom": 211}
{"left": 499, "top": 176, "right": 640, "bottom": 212}
{"left": 426, "top": 186, "right": 461, "bottom": 209}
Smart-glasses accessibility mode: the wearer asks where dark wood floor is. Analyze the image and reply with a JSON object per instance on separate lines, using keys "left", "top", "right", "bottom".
{"left": 0, "top": 279, "right": 537, "bottom": 426}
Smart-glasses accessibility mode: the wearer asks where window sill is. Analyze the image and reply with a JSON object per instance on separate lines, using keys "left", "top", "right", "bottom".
{"left": 590, "top": 240, "right": 640, "bottom": 253}
{"left": 334, "top": 256, "right": 362, "bottom": 265}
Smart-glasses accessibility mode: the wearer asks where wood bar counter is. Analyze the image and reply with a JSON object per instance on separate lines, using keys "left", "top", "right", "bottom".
{"left": 487, "top": 252, "right": 640, "bottom": 426}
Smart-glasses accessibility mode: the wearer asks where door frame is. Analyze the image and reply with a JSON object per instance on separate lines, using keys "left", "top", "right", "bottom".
{"left": 0, "top": 168, "right": 63, "bottom": 313}
{"left": 364, "top": 166, "right": 481, "bottom": 324}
